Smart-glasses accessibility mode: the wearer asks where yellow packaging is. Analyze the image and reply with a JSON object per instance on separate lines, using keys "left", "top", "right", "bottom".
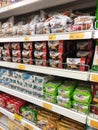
{"left": 8, "top": 119, "right": 24, "bottom": 130}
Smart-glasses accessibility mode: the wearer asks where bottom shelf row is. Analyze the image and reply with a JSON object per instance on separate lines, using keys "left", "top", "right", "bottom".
{"left": 0, "top": 92, "right": 97, "bottom": 130}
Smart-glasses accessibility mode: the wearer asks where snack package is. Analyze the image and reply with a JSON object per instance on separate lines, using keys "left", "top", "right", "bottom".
{"left": 2, "top": 55, "right": 11, "bottom": 62}
{"left": 6, "top": 98, "right": 25, "bottom": 114}
{"left": 57, "top": 96, "right": 71, "bottom": 108}
{"left": 23, "top": 58, "right": 33, "bottom": 64}
{"left": 66, "top": 58, "right": 86, "bottom": 71}
{"left": 77, "top": 40, "right": 93, "bottom": 51}
{"left": 22, "top": 50, "right": 32, "bottom": 58}
{"left": 49, "top": 51, "right": 63, "bottom": 61}
{"left": 74, "top": 16, "right": 95, "bottom": 30}
{"left": 34, "top": 41, "right": 47, "bottom": 51}
{"left": 20, "top": 106, "right": 37, "bottom": 123}
{"left": 57, "top": 117, "right": 86, "bottom": 130}
{"left": 49, "top": 59, "right": 63, "bottom": 68}
{"left": 2, "top": 49, "right": 11, "bottom": 57}
{"left": 34, "top": 50, "right": 47, "bottom": 59}
{"left": 44, "top": 80, "right": 62, "bottom": 95}
{"left": 48, "top": 40, "right": 64, "bottom": 52}
{"left": 8, "top": 119, "right": 24, "bottom": 130}
{"left": 23, "top": 42, "right": 33, "bottom": 50}
{"left": 4, "top": 43, "right": 11, "bottom": 50}
{"left": 44, "top": 93, "right": 57, "bottom": 103}
{"left": 72, "top": 101, "right": 90, "bottom": 114}
{"left": 37, "top": 109, "right": 59, "bottom": 130}
{"left": 12, "top": 57, "right": 21, "bottom": 63}
{"left": 73, "top": 86, "right": 92, "bottom": 103}
{"left": 35, "top": 59, "right": 47, "bottom": 66}
{"left": 58, "top": 81, "right": 76, "bottom": 98}
{"left": 11, "top": 43, "right": 21, "bottom": 50}
{"left": 12, "top": 50, "right": 21, "bottom": 58}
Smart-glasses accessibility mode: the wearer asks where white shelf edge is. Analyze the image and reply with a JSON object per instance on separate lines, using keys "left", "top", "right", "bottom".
{"left": 87, "top": 116, "right": 98, "bottom": 129}
{"left": 0, "top": 107, "right": 41, "bottom": 130}
{"left": 0, "top": 31, "right": 93, "bottom": 42}
{"left": 0, "top": 61, "right": 89, "bottom": 81}
{"left": 0, "top": 85, "right": 87, "bottom": 124}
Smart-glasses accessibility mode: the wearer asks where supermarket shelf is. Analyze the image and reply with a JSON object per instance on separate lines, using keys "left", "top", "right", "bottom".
{"left": 0, "top": 107, "right": 41, "bottom": 130}
{"left": 90, "top": 72, "right": 98, "bottom": 82}
{"left": 87, "top": 116, "right": 98, "bottom": 129}
{"left": 0, "top": 85, "right": 87, "bottom": 124}
{"left": 0, "top": 61, "right": 89, "bottom": 81}
{"left": 0, "top": 0, "right": 76, "bottom": 19}
{"left": 0, "top": 31, "right": 93, "bottom": 42}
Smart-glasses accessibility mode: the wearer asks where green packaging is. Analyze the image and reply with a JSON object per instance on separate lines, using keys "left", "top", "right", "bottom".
{"left": 44, "top": 93, "right": 57, "bottom": 103}
{"left": 72, "top": 101, "right": 90, "bottom": 114}
{"left": 20, "top": 106, "right": 37, "bottom": 123}
{"left": 57, "top": 96, "right": 71, "bottom": 108}
{"left": 73, "top": 86, "right": 92, "bottom": 103}
{"left": 58, "top": 81, "right": 76, "bottom": 98}
{"left": 44, "top": 80, "right": 62, "bottom": 95}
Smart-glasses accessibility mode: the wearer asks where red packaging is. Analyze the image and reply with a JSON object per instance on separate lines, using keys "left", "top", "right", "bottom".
{"left": 49, "top": 51, "right": 63, "bottom": 62}
{"left": 77, "top": 40, "right": 93, "bottom": 51}
{"left": 34, "top": 41, "right": 47, "bottom": 52}
{"left": 35, "top": 59, "right": 47, "bottom": 66}
{"left": 22, "top": 50, "right": 32, "bottom": 58}
{"left": 48, "top": 40, "right": 64, "bottom": 53}
{"left": 12, "top": 57, "right": 21, "bottom": 63}
{"left": 23, "top": 42, "right": 33, "bottom": 50}
{"left": 23, "top": 58, "right": 33, "bottom": 64}
{"left": 34, "top": 51, "right": 47, "bottom": 60}
{"left": 2, "top": 49, "right": 11, "bottom": 57}
{"left": 0, "top": 94, "right": 11, "bottom": 108}
{"left": 4, "top": 43, "right": 11, "bottom": 50}
{"left": 6, "top": 99, "right": 24, "bottom": 114}
{"left": 12, "top": 50, "right": 21, "bottom": 58}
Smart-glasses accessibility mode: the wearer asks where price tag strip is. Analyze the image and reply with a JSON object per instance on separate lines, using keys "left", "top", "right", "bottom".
{"left": 90, "top": 119, "right": 98, "bottom": 129}
{"left": 25, "top": 36, "right": 30, "bottom": 41}
{"left": 14, "top": 113, "right": 22, "bottom": 122}
{"left": 43, "top": 103, "right": 53, "bottom": 111}
{"left": 91, "top": 74, "right": 98, "bottom": 82}
{"left": 18, "top": 64, "right": 25, "bottom": 70}
{"left": 69, "top": 32, "right": 84, "bottom": 39}
{"left": 48, "top": 34, "right": 56, "bottom": 40}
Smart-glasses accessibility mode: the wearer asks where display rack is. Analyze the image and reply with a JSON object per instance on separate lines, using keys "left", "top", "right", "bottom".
{"left": 0, "top": 0, "right": 98, "bottom": 129}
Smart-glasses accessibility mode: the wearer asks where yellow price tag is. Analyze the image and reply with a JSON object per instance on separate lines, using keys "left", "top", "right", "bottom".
{"left": 91, "top": 74, "right": 98, "bottom": 82}
{"left": 48, "top": 34, "right": 56, "bottom": 40}
{"left": 14, "top": 114, "right": 22, "bottom": 122}
{"left": 90, "top": 120, "right": 98, "bottom": 129}
{"left": 24, "top": 123, "right": 34, "bottom": 130}
{"left": 43, "top": 103, "right": 52, "bottom": 111}
{"left": 18, "top": 64, "right": 25, "bottom": 70}
{"left": 7, "top": 5, "right": 13, "bottom": 10}
{"left": 25, "top": 36, "right": 30, "bottom": 41}
{"left": 69, "top": 32, "right": 84, "bottom": 39}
